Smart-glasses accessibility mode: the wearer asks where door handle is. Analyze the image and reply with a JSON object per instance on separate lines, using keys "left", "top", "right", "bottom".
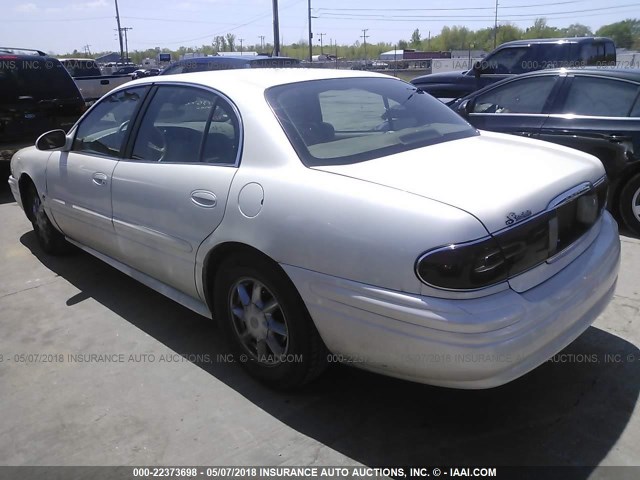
{"left": 190, "top": 190, "right": 217, "bottom": 208}
{"left": 100, "top": 79, "right": 110, "bottom": 85}
{"left": 92, "top": 172, "right": 108, "bottom": 186}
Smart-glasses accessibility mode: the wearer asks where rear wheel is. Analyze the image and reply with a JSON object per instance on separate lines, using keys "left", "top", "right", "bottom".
{"left": 26, "top": 183, "right": 70, "bottom": 255}
{"left": 619, "top": 173, "right": 640, "bottom": 236}
{"left": 214, "top": 254, "right": 327, "bottom": 389}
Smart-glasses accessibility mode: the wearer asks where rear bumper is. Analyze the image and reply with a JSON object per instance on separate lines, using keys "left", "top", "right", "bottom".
{"left": 283, "top": 212, "right": 620, "bottom": 389}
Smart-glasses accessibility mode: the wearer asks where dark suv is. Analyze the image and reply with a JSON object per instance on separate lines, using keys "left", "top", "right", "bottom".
{"left": 0, "top": 48, "right": 85, "bottom": 166}
{"left": 411, "top": 37, "right": 616, "bottom": 99}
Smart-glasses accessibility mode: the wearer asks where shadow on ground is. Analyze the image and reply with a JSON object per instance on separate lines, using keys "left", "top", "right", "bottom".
{"left": 20, "top": 231, "right": 640, "bottom": 472}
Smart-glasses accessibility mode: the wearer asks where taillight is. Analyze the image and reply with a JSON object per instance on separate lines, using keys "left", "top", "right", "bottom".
{"left": 416, "top": 237, "right": 509, "bottom": 290}
{"left": 417, "top": 178, "right": 608, "bottom": 291}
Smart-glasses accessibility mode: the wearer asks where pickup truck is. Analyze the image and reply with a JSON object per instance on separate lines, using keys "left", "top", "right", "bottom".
{"left": 59, "top": 58, "right": 132, "bottom": 104}
{"left": 411, "top": 37, "right": 616, "bottom": 100}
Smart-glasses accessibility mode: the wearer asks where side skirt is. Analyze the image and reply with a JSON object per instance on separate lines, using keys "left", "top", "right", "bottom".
{"left": 65, "top": 237, "right": 213, "bottom": 319}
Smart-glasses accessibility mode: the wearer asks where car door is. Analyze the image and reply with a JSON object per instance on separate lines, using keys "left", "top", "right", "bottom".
{"left": 111, "top": 84, "right": 240, "bottom": 298}
{"left": 539, "top": 75, "right": 640, "bottom": 177}
{"left": 46, "top": 86, "right": 148, "bottom": 257}
{"left": 467, "top": 74, "right": 564, "bottom": 136}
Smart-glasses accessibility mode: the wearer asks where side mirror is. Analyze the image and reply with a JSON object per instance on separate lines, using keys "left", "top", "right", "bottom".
{"left": 36, "top": 130, "right": 67, "bottom": 151}
{"left": 457, "top": 99, "right": 473, "bottom": 117}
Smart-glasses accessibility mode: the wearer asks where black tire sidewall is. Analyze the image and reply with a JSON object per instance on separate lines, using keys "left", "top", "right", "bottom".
{"left": 619, "top": 173, "right": 640, "bottom": 236}
{"left": 214, "top": 256, "right": 320, "bottom": 388}
{"left": 28, "top": 184, "right": 68, "bottom": 254}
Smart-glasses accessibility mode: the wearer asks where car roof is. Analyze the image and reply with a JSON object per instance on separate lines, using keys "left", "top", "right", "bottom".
{"left": 500, "top": 37, "right": 612, "bottom": 47}
{"left": 132, "top": 67, "right": 387, "bottom": 91}
{"left": 172, "top": 55, "right": 297, "bottom": 64}
{"left": 510, "top": 67, "right": 640, "bottom": 82}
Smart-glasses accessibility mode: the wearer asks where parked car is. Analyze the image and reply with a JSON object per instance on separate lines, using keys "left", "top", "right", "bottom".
{"left": 8, "top": 69, "right": 619, "bottom": 389}
{"left": 411, "top": 37, "right": 616, "bottom": 99}
{"left": 131, "top": 69, "right": 148, "bottom": 80}
{"left": 160, "top": 55, "right": 300, "bottom": 75}
{"left": 451, "top": 68, "right": 640, "bottom": 235}
{"left": 132, "top": 68, "right": 162, "bottom": 80}
{"left": 0, "top": 48, "right": 85, "bottom": 168}
{"left": 59, "top": 58, "right": 132, "bottom": 104}
{"left": 113, "top": 66, "right": 137, "bottom": 75}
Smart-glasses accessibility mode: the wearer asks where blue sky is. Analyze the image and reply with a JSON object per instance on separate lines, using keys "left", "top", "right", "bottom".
{"left": 5, "top": 0, "right": 640, "bottom": 54}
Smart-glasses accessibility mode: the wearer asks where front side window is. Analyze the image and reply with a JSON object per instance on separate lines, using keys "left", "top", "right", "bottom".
{"left": 72, "top": 86, "right": 147, "bottom": 157}
{"left": 132, "top": 85, "right": 239, "bottom": 164}
{"left": 483, "top": 47, "right": 531, "bottom": 74}
{"left": 473, "top": 76, "right": 558, "bottom": 114}
{"left": 563, "top": 77, "right": 640, "bottom": 117}
{"left": 266, "top": 77, "right": 477, "bottom": 166}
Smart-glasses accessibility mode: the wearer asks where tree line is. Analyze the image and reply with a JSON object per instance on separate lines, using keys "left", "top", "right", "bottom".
{"left": 63, "top": 18, "right": 639, "bottom": 63}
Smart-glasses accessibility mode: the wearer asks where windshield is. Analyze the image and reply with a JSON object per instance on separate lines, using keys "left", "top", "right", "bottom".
{"left": 266, "top": 77, "right": 478, "bottom": 166}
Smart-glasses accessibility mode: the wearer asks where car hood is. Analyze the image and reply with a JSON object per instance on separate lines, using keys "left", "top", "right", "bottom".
{"left": 411, "top": 70, "right": 468, "bottom": 85}
{"left": 313, "top": 131, "right": 606, "bottom": 234}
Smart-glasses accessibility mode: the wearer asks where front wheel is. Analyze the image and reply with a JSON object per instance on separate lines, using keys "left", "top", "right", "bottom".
{"left": 214, "top": 254, "right": 327, "bottom": 389}
{"left": 619, "top": 173, "right": 640, "bottom": 236}
{"left": 27, "top": 183, "right": 70, "bottom": 255}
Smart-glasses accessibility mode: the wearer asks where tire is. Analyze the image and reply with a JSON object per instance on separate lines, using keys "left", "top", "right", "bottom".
{"left": 214, "top": 254, "right": 327, "bottom": 389}
{"left": 619, "top": 173, "right": 640, "bottom": 236}
{"left": 26, "top": 183, "right": 70, "bottom": 255}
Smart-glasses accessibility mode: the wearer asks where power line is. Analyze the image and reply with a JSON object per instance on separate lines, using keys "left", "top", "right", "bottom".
{"left": 317, "top": 3, "right": 640, "bottom": 20}
{"left": 317, "top": 1, "right": 586, "bottom": 12}
{"left": 317, "top": 1, "right": 583, "bottom": 12}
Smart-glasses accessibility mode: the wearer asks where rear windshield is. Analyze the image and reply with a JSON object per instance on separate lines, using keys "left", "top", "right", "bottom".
{"left": 61, "top": 59, "right": 101, "bottom": 77}
{"left": 266, "top": 77, "right": 478, "bottom": 166}
{"left": 0, "top": 58, "right": 80, "bottom": 101}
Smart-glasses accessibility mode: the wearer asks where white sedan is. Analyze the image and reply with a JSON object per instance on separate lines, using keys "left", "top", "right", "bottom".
{"left": 8, "top": 69, "right": 620, "bottom": 389}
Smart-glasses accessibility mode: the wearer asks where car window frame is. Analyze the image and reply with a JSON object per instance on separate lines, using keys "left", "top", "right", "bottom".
{"left": 469, "top": 73, "right": 566, "bottom": 116}
{"left": 552, "top": 74, "right": 640, "bottom": 119}
{"left": 121, "top": 82, "right": 244, "bottom": 167}
{"left": 69, "top": 85, "right": 151, "bottom": 160}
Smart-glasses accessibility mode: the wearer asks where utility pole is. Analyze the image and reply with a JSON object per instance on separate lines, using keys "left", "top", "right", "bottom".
{"left": 494, "top": 0, "right": 499, "bottom": 49}
{"left": 114, "top": 0, "right": 124, "bottom": 64}
{"left": 239, "top": 38, "right": 244, "bottom": 54}
{"left": 272, "top": 0, "right": 280, "bottom": 56}
{"left": 318, "top": 32, "right": 326, "bottom": 55}
{"left": 361, "top": 29, "right": 369, "bottom": 61}
{"left": 259, "top": 35, "right": 265, "bottom": 50}
{"left": 84, "top": 44, "right": 92, "bottom": 57}
{"left": 121, "top": 26, "right": 133, "bottom": 63}
{"left": 308, "top": 0, "right": 312, "bottom": 62}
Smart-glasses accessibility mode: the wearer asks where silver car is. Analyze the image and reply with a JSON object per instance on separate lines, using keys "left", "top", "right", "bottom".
{"left": 8, "top": 69, "right": 620, "bottom": 389}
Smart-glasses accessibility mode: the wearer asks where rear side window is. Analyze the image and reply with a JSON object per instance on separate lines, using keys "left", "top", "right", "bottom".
{"left": 73, "top": 87, "right": 147, "bottom": 157}
{"left": 580, "top": 42, "right": 616, "bottom": 66}
{"left": 563, "top": 77, "right": 640, "bottom": 117}
{"left": 473, "top": 76, "right": 558, "bottom": 114}
{"left": 0, "top": 58, "right": 79, "bottom": 101}
{"left": 132, "top": 85, "right": 239, "bottom": 164}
